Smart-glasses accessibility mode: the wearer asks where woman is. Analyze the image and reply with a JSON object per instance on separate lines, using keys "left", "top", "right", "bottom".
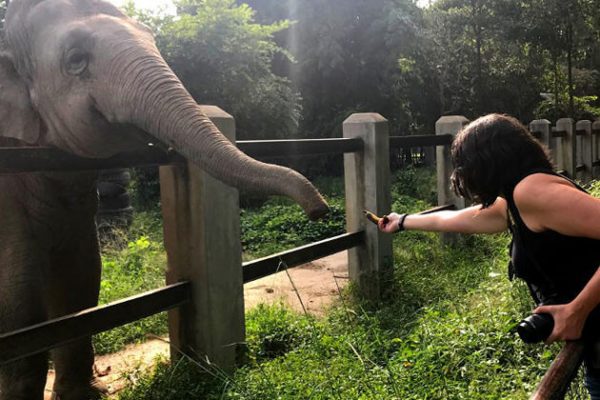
{"left": 378, "top": 114, "right": 600, "bottom": 396}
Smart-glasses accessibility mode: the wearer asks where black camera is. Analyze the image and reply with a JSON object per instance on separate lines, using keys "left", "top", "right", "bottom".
{"left": 517, "top": 312, "right": 554, "bottom": 343}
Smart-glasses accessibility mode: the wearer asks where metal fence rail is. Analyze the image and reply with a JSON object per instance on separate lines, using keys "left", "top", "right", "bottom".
{"left": 243, "top": 231, "right": 365, "bottom": 283}
{"left": 0, "top": 282, "right": 191, "bottom": 365}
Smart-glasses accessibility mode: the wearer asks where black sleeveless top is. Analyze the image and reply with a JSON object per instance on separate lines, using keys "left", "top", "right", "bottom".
{"left": 506, "top": 170, "right": 600, "bottom": 334}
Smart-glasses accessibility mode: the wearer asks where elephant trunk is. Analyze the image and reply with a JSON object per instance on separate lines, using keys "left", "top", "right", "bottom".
{"left": 103, "top": 51, "right": 328, "bottom": 220}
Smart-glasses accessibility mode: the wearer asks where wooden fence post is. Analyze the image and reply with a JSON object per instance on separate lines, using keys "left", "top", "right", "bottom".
{"left": 159, "top": 105, "right": 244, "bottom": 371}
{"left": 575, "top": 120, "right": 593, "bottom": 184}
{"left": 529, "top": 119, "right": 551, "bottom": 148}
{"left": 557, "top": 118, "right": 576, "bottom": 178}
{"left": 343, "top": 113, "right": 393, "bottom": 300}
{"left": 435, "top": 116, "right": 467, "bottom": 244}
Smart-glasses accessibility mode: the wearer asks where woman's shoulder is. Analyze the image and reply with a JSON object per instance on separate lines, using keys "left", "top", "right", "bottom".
{"left": 513, "top": 173, "right": 600, "bottom": 237}
{"left": 513, "top": 173, "right": 572, "bottom": 205}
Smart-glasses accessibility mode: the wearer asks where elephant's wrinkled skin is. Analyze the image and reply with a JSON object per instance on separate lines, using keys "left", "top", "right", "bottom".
{"left": 0, "top": 0, "right": 328, "bottom": 398}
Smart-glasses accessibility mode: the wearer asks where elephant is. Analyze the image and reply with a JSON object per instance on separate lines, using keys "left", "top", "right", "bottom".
{"left": 0, "top": 0, "right": 329, "bottom": 398}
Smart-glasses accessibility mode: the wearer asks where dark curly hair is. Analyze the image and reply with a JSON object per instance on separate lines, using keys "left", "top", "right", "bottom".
{"left": 450, "top": 114, "right": 554, "bottom": 208}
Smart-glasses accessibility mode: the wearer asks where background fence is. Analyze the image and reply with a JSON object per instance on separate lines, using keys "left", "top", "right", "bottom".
{"left": 0, "top": 110, "right": 597, "bottom": 397}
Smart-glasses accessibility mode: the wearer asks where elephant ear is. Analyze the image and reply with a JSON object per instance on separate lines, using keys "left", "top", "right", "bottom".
{"left": 0, "top": 50, "right": 41, "bottom": 145}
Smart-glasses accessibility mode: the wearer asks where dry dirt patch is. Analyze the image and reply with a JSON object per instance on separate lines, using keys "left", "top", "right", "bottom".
{"left": 44, "top": 250, "right": 349, "bottom": 398}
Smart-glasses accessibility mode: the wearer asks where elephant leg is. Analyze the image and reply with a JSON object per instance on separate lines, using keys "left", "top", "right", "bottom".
{"left": 0, "top": 246, "right": 48, "bottom": 400}
{"left": 46, "top": 227, "right": 106, "bottom": 400}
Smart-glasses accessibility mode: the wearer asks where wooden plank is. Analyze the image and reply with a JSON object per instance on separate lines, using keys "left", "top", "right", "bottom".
{"left": 0, "top": 282, "right": 191, "bottom": 365}
{"left": 0, "top": 146, "right": 183, "bottom": 173}
{"left": 237, "top": 138, "right": 363, "bottom": 157}
{"left": 530, "top": 341, "right": 585, "bottom": 400}
{"left": 389, "top": 134, "right": 453, "bottom": 148}
{"left": 243, "top": 232, "right": 365, "bottom": 283}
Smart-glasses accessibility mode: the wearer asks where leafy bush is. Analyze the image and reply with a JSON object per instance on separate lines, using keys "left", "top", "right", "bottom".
{"left": 241, "top": 196, "right": 345, "bottom": 259}
{"left": 95, "top": 226, "right": 167, "bottom": 354}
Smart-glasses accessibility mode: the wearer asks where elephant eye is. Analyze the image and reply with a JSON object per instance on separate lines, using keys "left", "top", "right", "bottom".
{"left": 65, "top": 48, "right": 89, "bottom": 76}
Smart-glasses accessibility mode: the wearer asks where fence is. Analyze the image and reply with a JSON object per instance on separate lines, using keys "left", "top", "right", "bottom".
{"left": 529, "top": 118, "right": 600, "bottom": 183}
{"left": 0, "top": 110, "right": 596, "bottom": 397}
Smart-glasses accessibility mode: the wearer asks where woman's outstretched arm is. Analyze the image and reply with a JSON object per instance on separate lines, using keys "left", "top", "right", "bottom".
{"left": 378, "top": 198, "right": 508, "bottom": 234}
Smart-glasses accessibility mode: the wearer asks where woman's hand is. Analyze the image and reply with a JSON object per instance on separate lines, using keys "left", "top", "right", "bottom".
{"left": 378, "top": 212, "right": 402, "bottom": 233}
{"left": 533, "top": 302, "right": 588, "bottom": 344}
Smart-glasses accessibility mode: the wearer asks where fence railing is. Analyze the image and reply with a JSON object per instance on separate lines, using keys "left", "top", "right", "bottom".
{"left": 0, "top": 107, "right": 462, "bottom": 373}
{"left": 530, "top": 118, "right": 600, "bottom": 183}
{"left": 0, "top": 111, "right": 595, "bottom": 396}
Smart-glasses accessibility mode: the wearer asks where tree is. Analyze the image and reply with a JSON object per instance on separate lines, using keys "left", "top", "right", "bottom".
{"left": 128, "top": 0, "right": 301, "bottom": 140}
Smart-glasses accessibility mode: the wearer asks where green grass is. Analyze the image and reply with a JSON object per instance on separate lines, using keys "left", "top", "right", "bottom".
{"left": 106, "top": 171, "right": 599, "bottom": 398}
{"left": 114, "top": 231, "right": 560, "bottom": 399}
{"left": 94, "top": 212, "right": 168, "bottom": 354}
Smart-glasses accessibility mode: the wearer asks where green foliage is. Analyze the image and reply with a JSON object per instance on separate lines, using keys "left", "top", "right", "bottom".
{"left": 116, "top": 355, "right": 227, "bottom": 400}
{"left": 245, "top": 303, "right": 315, "bottom": 360}
{"left": 95, "top": 215, "right": 168, "bottom": 354}
{"left": 241, "top": 196, "right": 345, "bottom": 259}
{"left": 118, "top": 230, "right": 564, "bottom": 399}
{"left": 535, "top": 94, "right": 600, "bottom": 120}
{"left": 588, "top": 179, "right": 600, "bottom": 197}
{"left": 130, "top": 167, "right": 162, "bottom": 211}
{"left": 129, "top": 0, "right": 301, "bottom": 140}
{"left": 116, "top": 180, "right": 600, "bottom": 399}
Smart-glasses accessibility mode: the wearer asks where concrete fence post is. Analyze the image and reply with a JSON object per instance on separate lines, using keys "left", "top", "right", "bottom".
{"left": 529, "top": 119, "right": 551, "bottom": 149}
{"left": 593, "top": 120, "right": 600, "bottom": 179}
{"left": 343, "top": 113, "right": 393, "bottom": 300}
{"left": 159, "top": 105, "right": 244, "bottom": 371}
{"left": 557, "top": 118, "right": 576, "bottom": 178}
{"left": 575, "top": 120, "right": 593, "bottom": 184}
{"left": 435, "top": 116, "right": 468, "bottom": 244}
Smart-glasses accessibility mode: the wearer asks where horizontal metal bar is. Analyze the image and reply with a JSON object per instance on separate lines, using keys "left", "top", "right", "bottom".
{"left": 237, "top": 138, "right": 363, "bottom": 157}
{"left": 0, "top": 146, "right": 183, "bottom": 173}
{"left": 0, "top": 282, "right": 191, "bottom": 365}
{"left": 0, "top": 138, "right": 362, "bottom": 173}
{"left": 530, "top": 341, "right": 585, "bottom": 400}
{"left": 576, "top": 164, "right": 586, "bottom": 172}
{"left": 530, "top": 130, "right": 543, "bottom": 139}
{"left": 551, "top": 129, "right": 567, "bottom": 138}
{"left": 243, "top": 231, "right": 364, "bottom": 283}
{"left": 389, "top": 134, "right": 453, "bottom": 149}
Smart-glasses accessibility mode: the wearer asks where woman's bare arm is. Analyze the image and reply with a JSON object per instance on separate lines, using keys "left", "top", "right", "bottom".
{"left": 379, "top": 198, "right": 508, "bottom": 234}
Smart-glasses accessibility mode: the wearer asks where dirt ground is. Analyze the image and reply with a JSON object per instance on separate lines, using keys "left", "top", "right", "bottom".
{"left": 43, "top": 251, "right": 349, "bottom": 398}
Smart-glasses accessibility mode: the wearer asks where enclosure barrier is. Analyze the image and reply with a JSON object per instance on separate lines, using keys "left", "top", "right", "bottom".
{"left": 0, "top": 108, "right": 459, "bottom": 375}
{"left": 530, "top": 118, "right": 600, "bottom": 183}
{"left": 0, "top": 112, "right": 594, "bottom": 395}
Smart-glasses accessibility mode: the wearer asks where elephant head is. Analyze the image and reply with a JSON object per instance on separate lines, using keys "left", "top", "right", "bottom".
{"left": 0, "top": 0, "right": 329, "bottom": 219}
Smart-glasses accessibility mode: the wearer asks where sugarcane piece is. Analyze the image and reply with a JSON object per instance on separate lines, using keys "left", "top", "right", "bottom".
{"left": 364, "top": 210, "right": 389, "bottom": 225}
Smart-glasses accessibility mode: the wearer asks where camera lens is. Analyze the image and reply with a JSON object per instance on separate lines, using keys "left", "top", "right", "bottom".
{"left": 517, "top": 313, "right": 554, "bottom": 343}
